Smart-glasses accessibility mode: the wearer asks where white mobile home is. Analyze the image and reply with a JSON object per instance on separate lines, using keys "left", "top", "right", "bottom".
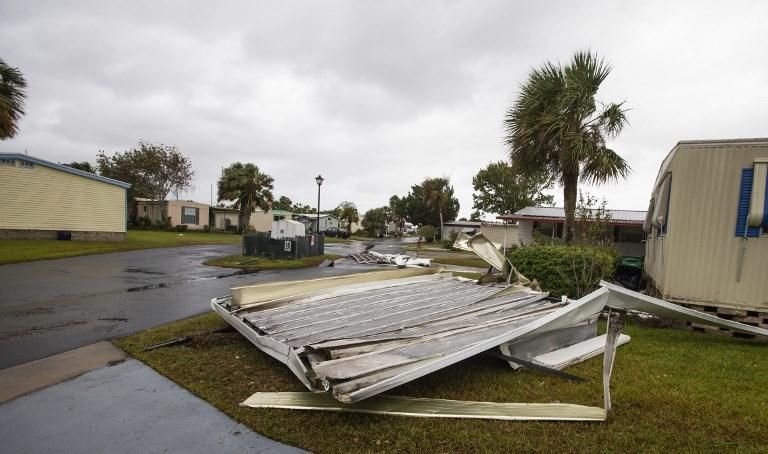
{"left": 644, "top": 138, "right": 768, "bottom": 316}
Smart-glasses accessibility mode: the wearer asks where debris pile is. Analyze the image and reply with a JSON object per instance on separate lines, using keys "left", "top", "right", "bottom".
{"left": 348, "top": 251, "right": 431, "bottom": 268}
{"left": 212, "top": 233, "right": 768, "bottom": 421}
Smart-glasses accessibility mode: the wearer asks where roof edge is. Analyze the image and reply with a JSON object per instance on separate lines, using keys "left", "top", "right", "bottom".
{"left": 0, "top": 153, "right": 131, "bottom": 189}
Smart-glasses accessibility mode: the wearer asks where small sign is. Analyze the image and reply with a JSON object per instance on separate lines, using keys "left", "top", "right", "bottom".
{"left": 284, "top": 240, "right": 292, "bottom": 252}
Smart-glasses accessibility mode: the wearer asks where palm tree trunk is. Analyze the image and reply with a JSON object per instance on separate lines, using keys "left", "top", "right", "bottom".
{"left": 439, "top": 210, "right": 444, "bottom": 239}
{"left": 241, "top": 210, "right": 251, "bottom": 234}
{"left": 562, "top": 170, "right": 579, "bottom": 244}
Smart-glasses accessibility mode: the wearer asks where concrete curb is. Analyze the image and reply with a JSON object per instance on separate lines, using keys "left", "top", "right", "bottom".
{"left": 0, "top": 341, "right": 126, "bottom": 403}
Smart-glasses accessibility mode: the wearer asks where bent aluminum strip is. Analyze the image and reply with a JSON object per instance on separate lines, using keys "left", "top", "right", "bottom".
{"left": 242, "top": 392, "right": 606, "bottom": 421}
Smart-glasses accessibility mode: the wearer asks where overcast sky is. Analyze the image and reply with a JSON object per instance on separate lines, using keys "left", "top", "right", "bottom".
{"left": 2, "top": 1, "right": 767, "bottom": 219}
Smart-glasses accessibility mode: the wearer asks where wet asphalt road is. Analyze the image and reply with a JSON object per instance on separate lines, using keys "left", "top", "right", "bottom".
{"left": 0, "top": 239, "right": 412, "bottom": 369}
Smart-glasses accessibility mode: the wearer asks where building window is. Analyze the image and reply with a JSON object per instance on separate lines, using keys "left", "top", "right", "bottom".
{"left": 181, "top": 206, "right": 199, "bottom": 225}
{"left": 273, "top": 215, "right": 285, "bottom": 221}
{"left": 0, "top": 159, "right": 15, "bottom": 166}
{"left": 19, "top": 160, "right": 33, "bottom": 168}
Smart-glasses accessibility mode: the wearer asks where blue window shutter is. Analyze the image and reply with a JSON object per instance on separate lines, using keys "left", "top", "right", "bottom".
{"left": 764, "top": 171, "right": 768, "bottom": 228}
{"left": 735, "top": 168, "right": 760, "bottom": 237}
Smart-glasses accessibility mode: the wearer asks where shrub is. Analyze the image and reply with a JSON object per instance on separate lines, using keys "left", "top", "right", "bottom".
{"left": 508, "top": 244, "right": 618, "bottom": 298}
{"left": 174, "top": 225, "right": 188, "bottom": 232}
{"left": 418, "top": 225, "right": 436, "bottom": 243}
{"left": 203, "top": 224, "right": 211, "bottom": 232}
{"left": 441, "top": 231, "right": 459, "bottom": 249}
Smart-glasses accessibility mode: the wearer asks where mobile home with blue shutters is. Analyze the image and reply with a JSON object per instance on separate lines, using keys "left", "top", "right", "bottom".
{"left": 644, "top": 139, "right": 768, "bottom": 313}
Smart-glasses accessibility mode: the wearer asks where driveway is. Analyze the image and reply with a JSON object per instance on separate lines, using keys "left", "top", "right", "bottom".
{"left": 0, "top": 244, "right": 380, "bottom": 369}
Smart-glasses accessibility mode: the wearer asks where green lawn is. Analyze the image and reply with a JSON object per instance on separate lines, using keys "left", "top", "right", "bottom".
{"left": 114, "top": 314, "right": 768, "bottom": 453}
{"left": 0, "top": 230, "right": 241, "bottom": 265}
{"left": 431, "top": 256, "right": 489, "bottom": 268}
{"left": 204, "top": 254, "right": 341, "bottom": 271}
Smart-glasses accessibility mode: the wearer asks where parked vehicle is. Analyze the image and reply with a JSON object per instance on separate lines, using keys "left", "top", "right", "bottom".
{"left": 324, "top": 226, "right": 349, "bottom": 238}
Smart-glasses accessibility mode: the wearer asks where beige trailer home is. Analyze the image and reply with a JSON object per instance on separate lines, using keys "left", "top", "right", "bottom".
{"left": 0, "top": 153, "right": 129, "bottom": 241}
{"left": 644, "top": 138, "right": 768, "bottom": 318}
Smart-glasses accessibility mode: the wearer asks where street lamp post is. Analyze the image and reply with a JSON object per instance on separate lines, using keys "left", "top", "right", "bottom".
{"left": 315, "top": 175, "right": 324, "bottom": 235}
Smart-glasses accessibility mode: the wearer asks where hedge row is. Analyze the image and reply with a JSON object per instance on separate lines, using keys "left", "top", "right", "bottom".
{"left": 508, "top": 244, "right": 618, "bottom": 298}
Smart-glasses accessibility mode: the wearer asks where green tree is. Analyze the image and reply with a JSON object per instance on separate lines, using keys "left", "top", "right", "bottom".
{"left": 272, "top": 196, "right": 293, "bottom": 211}
{"left": 505, "top": 51, "right": 630, "bottom": 243}
{"left": 472, "top": 161, "right": 553, "bottom": 217}
{"left": 217, "top": 163, "right": 274, "bottom": 232}
{"left": 0, "top": 58, "right": 27, "bottom": 140}
{"left": 64, "top": 161, "right": 96, "bottom": 173}
{"left": 361, "top": 207, "right": 387, "bottom": 236}
{"left": 398, "top": 179, "right": 459, "bottom": 232}
{"left": 336, "top": 201, "right": 359, "bottom": 231}
{"left": 97, "top": 142, "right": 194, "bottom": 219}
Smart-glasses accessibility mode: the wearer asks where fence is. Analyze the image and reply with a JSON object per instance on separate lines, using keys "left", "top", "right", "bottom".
{"left": 242, "top": 233, "right": 324, "bottom": 259}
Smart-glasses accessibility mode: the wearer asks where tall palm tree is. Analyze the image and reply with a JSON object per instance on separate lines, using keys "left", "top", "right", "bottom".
{"left": 0, "top": 58, "right": 27, "bottom": 140}
{"left": 422, "top": 177, "right": 452, "bottom": 236}
{"left": 217, "top": 163, "right": 274, "bottom": 232}
{"left": 505, "top": 51, "right": 630, "bottom": 243}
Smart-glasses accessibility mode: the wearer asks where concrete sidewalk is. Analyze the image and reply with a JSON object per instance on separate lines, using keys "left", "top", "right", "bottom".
{"left": 0, "top": 357, "right": 305, "bottom": 453}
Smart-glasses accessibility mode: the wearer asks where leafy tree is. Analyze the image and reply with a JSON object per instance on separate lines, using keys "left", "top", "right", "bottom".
{"left": 505, "top": 51, "right": 629, "bottom": 243}
{"left": 469, "top": 210, "right": 483, "bottom": 222}
{"left": 97, "top": 142, "right": 194, "bottom": 218}
{"left": 422, "top": 177, "right": 456, "bottom": 236}
{"left": 387, "top": 195, "right": 407, "bottom": 234}
{"left": 361, "top": 207, "right": 387, "bottom": 236}
{"left": 217, "top": 163, "right": 274, "bottom": 232}
{"left": 64, "top": 161, "right": 96, "bottom": 173}
{"left": 575, "top": 191, "right": 614, "bottom": 245}
{"left": 336, "top": 201, "right": 359, "bottom": 231}
{"left": 272, "top": 196, "right": 293, "bottom": 211}
{"left": 0, "top": 58, "right": 27, "bottom": 140}
{"left": 472, "top": 161, "right": 553, "bottom": 218}
{"left": 291, "top": 203, "right": 316, "bottom": 214}
{"left": 398, "top": 179, "right": 459, "bottom": 232}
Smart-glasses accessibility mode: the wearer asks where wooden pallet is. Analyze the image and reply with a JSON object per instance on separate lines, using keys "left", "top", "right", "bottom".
{"left": 679, "top": 303, "right": 768, "bottom": 340}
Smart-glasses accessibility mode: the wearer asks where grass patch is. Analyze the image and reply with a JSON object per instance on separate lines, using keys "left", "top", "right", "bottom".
{"left": 115, "top": 314, "right": 768, "bottom": 453}
{"left": 0, "top": 230, "right": 241, "bottom": 265}
{"left": 431, "top": 256, "right": 489, "bottom": 268}
{"left": 204, "top": 254, "right": 341, "bottom": 271}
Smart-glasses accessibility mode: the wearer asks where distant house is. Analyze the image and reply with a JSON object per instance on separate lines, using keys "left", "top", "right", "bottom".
{"left": 211, "top": 206, "right": 239, "bottom": 231}
{"left": 644, "top": 138, "right": 768, "bottom": 315}
{"left": 441, "top": 221, "right": 481, "bottom": 240}
{"left": 292, "top": 213, "right": 339, "bottom": 233}
{"left": 249, "top": 209, "right": 293, "bottom": 232}
{"left": 136, "top": 199, "right": 210, "bottom": 230}
{"left": 0, "top": 152, "right": 130, "bottom": 241}
{"left": 497, "top": 206, "right": 647, "bottom": 257}
{"left": 442, "top": 220, "right": 520, "bottom": 248}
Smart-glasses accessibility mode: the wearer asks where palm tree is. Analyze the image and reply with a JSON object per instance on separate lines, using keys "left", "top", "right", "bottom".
{"left": 0, "top": 58, "right": 27, "bottom": 140}
{"left": 217, "top": 163, "right": 274, "bottom": 232}
{"left": 505, "top": 51, "right": 630, "bottom": 243}
{"left": 422, "top": 177, "right": 452, "bottom": 236}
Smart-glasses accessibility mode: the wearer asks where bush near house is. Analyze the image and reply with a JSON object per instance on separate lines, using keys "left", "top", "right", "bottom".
{"left": 418, "top": 225, "right": 436, "bottom": 243}
{"left": 509, "top": 245, "right": 618, "bottom": 298}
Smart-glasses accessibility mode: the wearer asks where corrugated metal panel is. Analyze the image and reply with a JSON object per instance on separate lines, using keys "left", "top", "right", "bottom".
{"left": 645, "top": 142, "right": 768, "bottom": 310}
{"left": 0, "top": 162, "right": 126, "bottom": 232}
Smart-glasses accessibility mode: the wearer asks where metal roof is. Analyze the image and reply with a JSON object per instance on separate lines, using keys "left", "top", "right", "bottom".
{"left": 498, "top": 206, "right": 646, "bottom": 225}
{"left": 0, "top": 152, "right": 131, "bottom": 189}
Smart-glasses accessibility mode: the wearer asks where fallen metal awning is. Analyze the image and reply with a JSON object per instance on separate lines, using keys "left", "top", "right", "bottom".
{"left": 213, "top": 270, "right": 555, "bottom": 403}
